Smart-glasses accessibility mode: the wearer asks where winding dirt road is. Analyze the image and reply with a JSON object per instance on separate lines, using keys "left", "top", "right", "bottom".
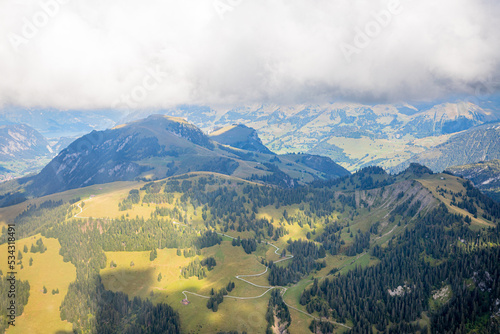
{"left": 181, "top": 231, "right": 352, "bottom": 330}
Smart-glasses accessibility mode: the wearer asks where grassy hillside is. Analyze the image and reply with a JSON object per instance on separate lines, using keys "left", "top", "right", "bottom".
{"left": 0, "top": 166, "right": 498, "bottom": 333}
{"left": 417, "top": 173, "right": 497, "bottom": 227}
{"left": 446, "top": 159, "right": 500, "bottom": 202}
{"left": 101, "top": 243, "right": 271, "bottom": 333}
{"left": 0, "top": 235, "right": 76, "bottom": 334}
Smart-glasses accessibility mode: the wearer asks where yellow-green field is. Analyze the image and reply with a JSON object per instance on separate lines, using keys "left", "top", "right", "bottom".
{"left": 101, "top": 242, "right": 275, "bottom": 333}
{"left": 263, "top": 128, "right": 453, "bottom": 171}
{"left": 418, "top": 174, "right": 495, "bottom": 228}
{"left": 1, "top": 170, "right": 486, "bottom": 333}
{"left": 0, "top": 181, "right": 142, "bottom": 228}
{"left": 74, "top": 182, "right": 153, "bottom": 219}
{"left": 0, "top": 235, "right": 76, "bottom": 334}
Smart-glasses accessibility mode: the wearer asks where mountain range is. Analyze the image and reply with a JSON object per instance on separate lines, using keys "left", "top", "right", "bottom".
{"left": 394, "top": 123, "right": 500, "bottom": 173}
{"left": 0, "top": 107, "right": 122, "bottom": 138}
{"left": 0, "top": 111, "right": 499, "bottom": 333}
{"left": 0, "top": 145, "right": 498, "bottom": 333}
{"left": 2, "top": 98, "right": 500, "bottom": 183}
{"left": 4, "top": 115, "right": 349, "bottom": 200}
{"left": 0, "top": 124, "right": 56, "bottom": 181}
{"left": 0, "top": 123, "right": 52, "bottom": 161}
{"left": 126, "top": 100, "right": 500, "bottom": 171}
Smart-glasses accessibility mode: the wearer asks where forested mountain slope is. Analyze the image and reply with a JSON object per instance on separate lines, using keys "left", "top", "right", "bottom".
{"left": 0, "top": 164, "right": 498, "bottom": 333}
{"left": 446, "top": 159, "right": 500, "bottom": 202}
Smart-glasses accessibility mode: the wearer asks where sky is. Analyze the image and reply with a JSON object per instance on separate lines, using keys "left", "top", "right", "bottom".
{"left": 1, "top": 0, "right": 499, "bottom": 110}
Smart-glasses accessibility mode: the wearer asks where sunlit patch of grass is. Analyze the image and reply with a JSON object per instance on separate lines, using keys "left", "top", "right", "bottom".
{"left": 0, "top": 235, "right": 76, "bottom": 334}
{"left": 418, "top": 174, "right": 495, "bottom": 228}
{"left": 100, "top": 242, "right": 275, "bottom": 333}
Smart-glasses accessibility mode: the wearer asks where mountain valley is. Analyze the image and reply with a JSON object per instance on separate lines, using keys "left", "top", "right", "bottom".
{"left": 125, "top": 101, "right": 500, "bottom": 172}
{"left": 0, "top": 115, "right": 499, "bottom": 333}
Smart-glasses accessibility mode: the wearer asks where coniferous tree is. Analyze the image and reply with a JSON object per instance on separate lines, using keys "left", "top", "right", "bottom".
{"left": 150, "top": 248, "right": 157, "bottom": 261}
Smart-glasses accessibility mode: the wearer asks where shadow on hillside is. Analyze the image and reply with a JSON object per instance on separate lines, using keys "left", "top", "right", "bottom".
{"left": 95, "top": 267, "right": 180, "bottom": 332}
{"left": 99, "top": 267, "right": 156, "bottom": 295}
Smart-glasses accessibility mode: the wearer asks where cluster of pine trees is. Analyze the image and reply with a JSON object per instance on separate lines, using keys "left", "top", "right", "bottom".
{"left": 316, "top": 222, "right": 344, "bottom": 255}
{"left": 195, "top": 230, "right": 222, "bottom": 248}
{"left": 29, "top": 238, "right": 47, "bottom": 253}
{"left": 97, "top": 216, "right": 194, "bottom": 251}
{"left": 205, "top": 281, "right": 235, "bottom": 313}
{"left": 267, "top": 240, "right": 326, "bottom": 286}
{"left": 182, "top": 248, "right": 198, "bottom": 257}
{"left": 308, "top": 320, "right": 334, "bottom": 334}
{"left": 0, "top": 200, "right": 69, "bottom": 243}
{"left": 41, "top": 217, "right": 182, "bottom": 333}
{"left": 118, "top": 189, "right": 140, "bottom": 211}
{"left": 200, "top": 257, "right": 217, "bottom": 270}
{"left": 231, "top": 236, "right": 258, "bottom": 254}
{"left": 143, "top": 192, "right": 174, "bottom": 204}
{"left": 141, "top": 181, "right": 163, "bottom": 193}
{"left": 181, "top": 258, "right": 208, "bottom": 279}
{"left": 154, "top": 206, "right": 187, "bottom": 223}
{"left": 0, "top": 276, "right": 30, "bottom": 332}
{"left": 344, "top": 231, "right": 370, "bottom": 256}
{"left": 265, "top": 289, "right": 290, "bottom": 334}
{"left": 206, "top": 287, "right": 228, "bottom": 312}
{"left": 300, "top": 205, "right": 500, "bottom": 333}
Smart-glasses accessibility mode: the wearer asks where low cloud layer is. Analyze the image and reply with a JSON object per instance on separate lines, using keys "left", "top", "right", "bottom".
{"left": 1, "top": 0, "right": 499, "bottom": 110}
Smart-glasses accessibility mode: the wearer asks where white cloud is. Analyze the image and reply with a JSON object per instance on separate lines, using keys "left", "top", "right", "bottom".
{"left": 0, "top": 0, "right": 499, "bottom": 110}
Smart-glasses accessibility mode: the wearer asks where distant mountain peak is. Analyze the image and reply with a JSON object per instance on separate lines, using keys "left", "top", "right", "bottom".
{"left": 394, "top": 122, "right": 500, "bottom": 173}
{"left": 19, "top": 116, "right": 348, "bottom": 198}
{"left": 209, "top": 124, "right": 274, "bottom": 155}
{"left": 114, "top": 114, "right": 189, "bottom": 128}
{"left": 113, "top": 114, "right": 214, "bottom": 150}
{"left": 0, "top": 123, "right": 51, "bottom": 160}
{"left": 411, "top": 101, "right": 494, "bottom": 123}
{"left": 27, "top": 116, "right": 217, "bottom": 196}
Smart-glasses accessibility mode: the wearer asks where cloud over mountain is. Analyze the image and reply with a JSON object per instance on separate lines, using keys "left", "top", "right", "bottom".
{"left": 1, "top": 0, "right": 499, "bottom": 109}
